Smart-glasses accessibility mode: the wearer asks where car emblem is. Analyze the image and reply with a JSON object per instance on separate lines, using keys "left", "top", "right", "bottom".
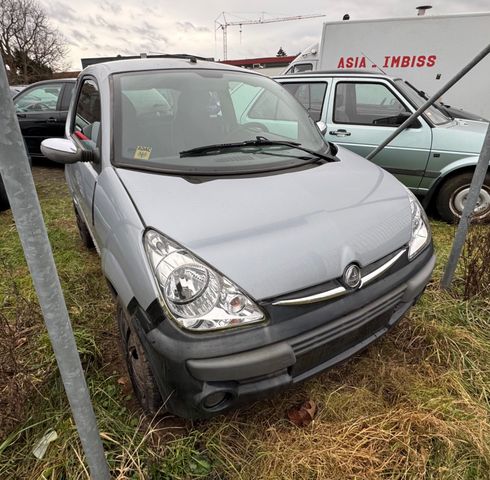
{"left": 343, "top": 264, "right": 362, "bottom": 289}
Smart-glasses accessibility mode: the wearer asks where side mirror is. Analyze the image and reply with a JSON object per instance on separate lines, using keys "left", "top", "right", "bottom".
{"left": 316, "top": 121, "right": 327, "bottom": 135}
{"left": 41, "top": 137, "right": 99, "bottom": 164}
{"left": 41, "top": 138, "right": 81, "bottom": 164}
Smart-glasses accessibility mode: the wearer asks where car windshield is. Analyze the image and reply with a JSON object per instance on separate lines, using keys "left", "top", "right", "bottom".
{"left": 395, "top": 80, "right": 451, "bottom": 125}
{"left": 112, "top": 69, "right": 328, "bottom": 174}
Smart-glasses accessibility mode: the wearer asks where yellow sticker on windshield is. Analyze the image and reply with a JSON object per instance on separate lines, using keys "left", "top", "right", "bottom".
{"left": 134, "top": 146, "right": 152, "bottom": 160}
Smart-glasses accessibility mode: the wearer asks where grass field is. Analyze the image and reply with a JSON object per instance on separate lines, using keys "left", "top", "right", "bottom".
{"left": 0, "top": 163, "right": 489, "bottom": 479}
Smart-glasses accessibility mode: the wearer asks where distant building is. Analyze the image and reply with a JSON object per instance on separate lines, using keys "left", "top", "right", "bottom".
{"left": 220, "top": 56, "right": 296, "bottom": 76}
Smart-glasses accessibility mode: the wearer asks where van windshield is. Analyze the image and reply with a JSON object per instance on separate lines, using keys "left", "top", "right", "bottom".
{"left": 395, "top": 80, "right": 451, "bottom": 125}
{"left": 112, "top": 69, "right": 328, "bottom": 174}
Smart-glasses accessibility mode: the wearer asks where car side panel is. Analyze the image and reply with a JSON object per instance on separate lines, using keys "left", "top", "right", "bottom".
{"left": 93, "top": 167, "right": 160, "bottom": 310}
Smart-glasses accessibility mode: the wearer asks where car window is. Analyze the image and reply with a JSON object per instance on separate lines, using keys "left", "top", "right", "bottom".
{"left": 287, "top": 63, "right": 313, "bottom": 74}
{"left": 113, "top": 69, "right": 327, "bottom": 175}
{"left": 334, "top": 82, "right": 409, "bottom": 126}
{"left": 281, "top": 82, "right": 327, "bottom": 122}
{"left": 246, "top": 89, "right": 297, "bottom": 121}
{"left": 74, "top": 79, "right": 101, "bottom": 146}
{"left": 14, "top": 84, "right": 62, "bottom": 113}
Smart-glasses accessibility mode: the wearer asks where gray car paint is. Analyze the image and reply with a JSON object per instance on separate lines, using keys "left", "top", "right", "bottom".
{"left": 116, "top": 146, "right": 412, "bottom": 301}
{"left": 63, "top": 59, "right": 414, "bottom": 310}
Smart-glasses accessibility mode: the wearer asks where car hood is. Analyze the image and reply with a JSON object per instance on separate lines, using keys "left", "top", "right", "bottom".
{"left": 116, "top": 148, "right": 412, "bottom": 300}
{"left": 432, "top": 119, "right": 487, "bottom": 154}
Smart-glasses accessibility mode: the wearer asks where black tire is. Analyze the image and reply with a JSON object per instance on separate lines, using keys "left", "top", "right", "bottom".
{"left": 436, "top": 172, "right": 490, "bottom": 223}
{"left": 117, "top": 303, "right": 163, "bottom": 414}
{"left": 73, "top": 204, "right": 95, "bottom": 249}
{"left": 0, "top": 175, "right": 9, "bottom": 212}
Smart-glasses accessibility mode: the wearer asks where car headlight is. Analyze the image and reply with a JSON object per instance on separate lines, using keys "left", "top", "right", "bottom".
{"left": 144, "top": 229, "right": 265, "bottom": 331}
{"left": 407, "top": 191, "right": 431, "bottom": 259}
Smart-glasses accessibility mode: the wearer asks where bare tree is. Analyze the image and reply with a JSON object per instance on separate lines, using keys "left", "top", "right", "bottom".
{"left": 0, "top": 0, "right": 67, "bottom": 84}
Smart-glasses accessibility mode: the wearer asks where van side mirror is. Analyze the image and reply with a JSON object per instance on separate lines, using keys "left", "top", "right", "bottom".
{"left": 41, "top": 137, "right": 99, "bottom": 164}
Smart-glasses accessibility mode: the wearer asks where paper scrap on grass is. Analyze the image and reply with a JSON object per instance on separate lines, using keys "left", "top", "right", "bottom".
{"left": 32, "top": 430, "right": 58, "bottom": 459}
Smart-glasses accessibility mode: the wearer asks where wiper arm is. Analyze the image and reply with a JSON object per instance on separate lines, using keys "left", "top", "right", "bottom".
{"left": 179, "top": 137, "right": 336, "bottom": 162}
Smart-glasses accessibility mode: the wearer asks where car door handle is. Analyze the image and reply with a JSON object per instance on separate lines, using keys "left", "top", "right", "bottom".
{"left": 329, "top": 129, "right": 351, "bottom": 137}
{"left": 16, "top": 113, "right": 26, "bottom": 119}
{"left": 47, "top": 117, "right": 57, "bottom": 123}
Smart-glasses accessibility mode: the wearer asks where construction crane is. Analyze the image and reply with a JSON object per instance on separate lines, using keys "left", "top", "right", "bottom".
{"left": 215, "top": 12, "right": 326, "bottom": 60}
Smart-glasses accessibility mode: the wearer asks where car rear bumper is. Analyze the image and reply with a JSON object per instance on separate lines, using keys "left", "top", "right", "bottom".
{"left": 135, "top": 245, "right": 435, "bottom": 418}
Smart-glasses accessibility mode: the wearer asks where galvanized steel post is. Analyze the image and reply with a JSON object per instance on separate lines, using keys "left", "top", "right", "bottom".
{"left": 0, "top": 63, "right": 110, "bottom": 476}
{"left": 441, "top": 122, "right": 490, "bottom": 289}
{"left": 366, "top": 43, "right": 490, "bottom": 161}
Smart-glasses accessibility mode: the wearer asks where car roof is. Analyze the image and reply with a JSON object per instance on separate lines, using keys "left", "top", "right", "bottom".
{"left": 275, "top": 69, "right": 397, "bottom": 80}
{"left": 21, "top": 78, "right": 77, "bottom": 88}
{"left": 82, "top": 57, "right": 257, "bottom": 80}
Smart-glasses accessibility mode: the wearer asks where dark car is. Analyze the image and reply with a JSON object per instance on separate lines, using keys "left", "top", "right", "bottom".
{"left": 1, "top": 79, "right": 76, "bottom": 211}
{"left": 13, "top": 79, "right": 76, "bottom": 159}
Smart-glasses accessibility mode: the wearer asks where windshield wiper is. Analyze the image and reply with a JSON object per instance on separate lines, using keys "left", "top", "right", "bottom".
{"left": 179, "top": 137, "right": 336, "bottom": 162}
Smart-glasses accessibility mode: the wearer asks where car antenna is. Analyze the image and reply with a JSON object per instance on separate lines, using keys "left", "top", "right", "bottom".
{"left": 361, "top": 51, "right": 387, "bottom": 75}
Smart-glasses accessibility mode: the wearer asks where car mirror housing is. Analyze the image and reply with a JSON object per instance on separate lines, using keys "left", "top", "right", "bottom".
{"left": 41, "top": 137, "right": 99, "bottom": 164}
{"left": 316, "top": 121, "right": 327, "bottom": 135}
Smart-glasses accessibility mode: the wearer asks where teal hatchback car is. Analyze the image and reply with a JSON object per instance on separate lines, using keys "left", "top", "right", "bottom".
{"left": 275, "top": 71, "right": 489, "bottom": 223}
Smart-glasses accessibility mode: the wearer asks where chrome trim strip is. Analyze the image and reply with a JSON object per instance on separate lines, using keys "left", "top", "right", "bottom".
{"left": 272, "top": 249, "right": 407, "bottom": 307}
{"left": 272, "top": 285, "right": 347, "bottom": 306}
{"left": 360, "top": 250, "right": 406, "bottom": 287}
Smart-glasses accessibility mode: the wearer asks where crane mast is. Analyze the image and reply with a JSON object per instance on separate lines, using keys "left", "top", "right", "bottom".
{"left": 215, "top": 12, "right": 325, "bottom": 60}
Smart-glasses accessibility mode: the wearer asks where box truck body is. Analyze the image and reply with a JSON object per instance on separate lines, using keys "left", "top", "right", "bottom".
{"left": 286, "top": 13, "right": 490, "bottom": 118}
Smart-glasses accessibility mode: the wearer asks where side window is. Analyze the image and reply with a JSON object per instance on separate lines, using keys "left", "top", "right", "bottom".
{"left": 14, "top": 84, "right": 62, "bottom": 113}
{"left": 247, "top": 89, "right": 296, "bottom": 121}
{"left": 292, "top": 63, "right": 313, "bottom": 73}
{"left": 74, "top": 79, "right": 101, "bottom": 145}
{"left": 282, "top": 82, "right": 327, "bottom": 122}
{"left": 334, "top": 82, "right": 409, "bottom": 126}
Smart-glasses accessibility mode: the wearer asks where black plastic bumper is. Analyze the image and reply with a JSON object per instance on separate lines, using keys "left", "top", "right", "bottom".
{"left": 134, "top": 245, "right": 435, "bottom": 418}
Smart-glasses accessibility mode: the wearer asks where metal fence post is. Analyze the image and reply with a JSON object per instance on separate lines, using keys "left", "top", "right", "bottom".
{"left": 366, "top": 43, "right": 490, "bottom": 161}
{"left": 441, "top": 122, "right": 490, "bottom": 289}
{"left": 0, "top": 63, "right": 110, "bottom": 476}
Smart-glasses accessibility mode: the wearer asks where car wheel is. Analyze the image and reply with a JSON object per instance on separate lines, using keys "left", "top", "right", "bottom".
{"left": 73, "top": 204, "right": 95, "bottom": 249}
{"left": 117, "top": 303, "right": 163, "bottom": 414}
{"left": 0, "top": 175, "right": 9, "bottom": 212}
{"left": 436, "top": 172, "right": 490, "bottom": 223}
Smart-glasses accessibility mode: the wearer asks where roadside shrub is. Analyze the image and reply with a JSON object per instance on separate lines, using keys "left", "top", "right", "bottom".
{"left": 460, "top": 225, "right": 490, "bottom": 299}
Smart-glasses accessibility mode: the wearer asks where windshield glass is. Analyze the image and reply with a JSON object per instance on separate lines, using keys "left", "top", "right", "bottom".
{"left": 395, "top": 79, "right": 450, "bottom": 125}
{"left": 112, "top": 69, "right": 327, "bottom": 174}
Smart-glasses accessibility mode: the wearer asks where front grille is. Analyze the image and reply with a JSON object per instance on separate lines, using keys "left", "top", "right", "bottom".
{"left": 289, "top": 286, "right": 406, "bottom": 378}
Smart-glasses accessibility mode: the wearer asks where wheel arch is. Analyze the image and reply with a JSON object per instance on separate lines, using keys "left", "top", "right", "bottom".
{"left": 423, "top": 156, "right": 486, "bottom": 209}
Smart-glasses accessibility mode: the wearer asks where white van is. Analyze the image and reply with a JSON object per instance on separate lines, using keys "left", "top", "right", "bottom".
{"left": 285, "top": 12, "right": 490, "bottom": 119}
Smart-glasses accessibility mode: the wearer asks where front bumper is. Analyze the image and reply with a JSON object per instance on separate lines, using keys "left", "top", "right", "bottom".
{"left": 134, "top": 245, "right": 435, "bottom": 418}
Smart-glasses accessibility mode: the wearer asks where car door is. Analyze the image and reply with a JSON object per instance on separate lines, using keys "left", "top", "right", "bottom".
{"left": 325, "top": 79, "right": 433, "bottom": 190}
{"left": 66, "top": 77, "right": 102, "bottom": 243}
{"left": 14, "top": 83, "right": 65, "bottom": 157}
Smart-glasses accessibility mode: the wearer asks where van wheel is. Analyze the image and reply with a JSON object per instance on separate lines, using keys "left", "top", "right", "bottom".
{"left": 0, "top": 175, "right": 9, "bottom": 212}
{"left": 117, "top": 303, "right": 163, "bottom": 414}
{"left": 73, "top": 204, "right": 95, "bottom": 249}
{"left": 436, "top": 172, "right": 490, "bottom": 223}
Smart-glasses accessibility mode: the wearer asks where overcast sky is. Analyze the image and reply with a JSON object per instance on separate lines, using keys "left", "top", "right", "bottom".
{"left": 39, "top": 0, "right": 489, "bottom": 70}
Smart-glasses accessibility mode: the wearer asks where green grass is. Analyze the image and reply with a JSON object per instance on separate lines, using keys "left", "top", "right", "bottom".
{"left": 0, "top": 164, "right": 489, "bottom": 479}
